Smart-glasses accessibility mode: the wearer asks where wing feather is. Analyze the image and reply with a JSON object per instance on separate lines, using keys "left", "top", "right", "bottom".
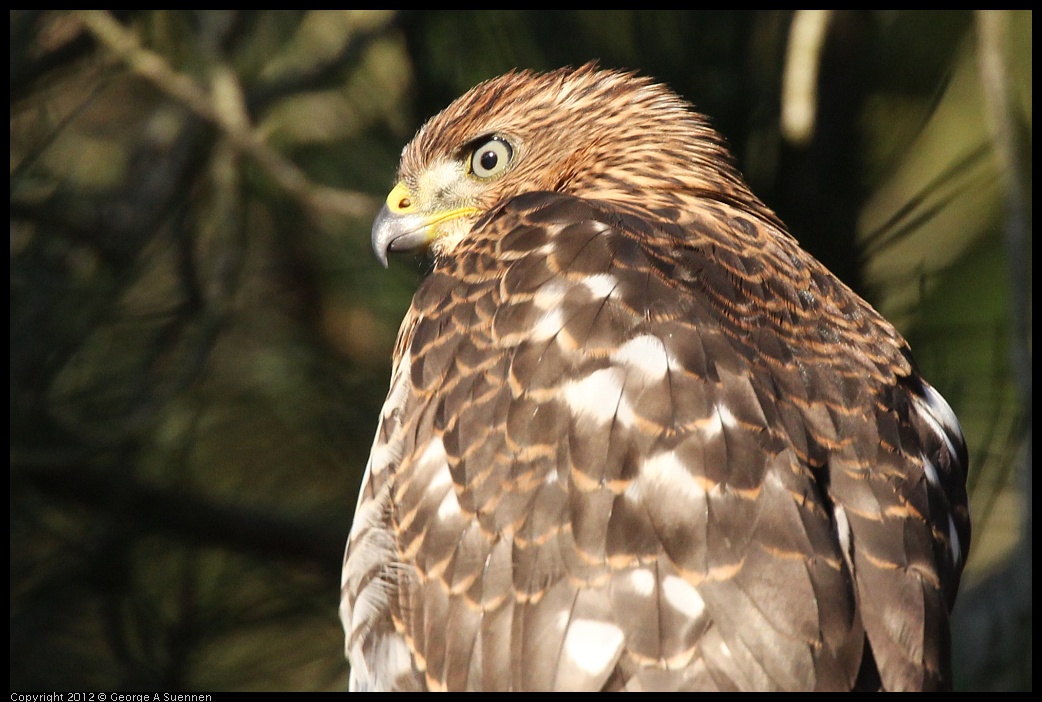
{"left": 343, "top": 190, "right": 966, "bottom": 691}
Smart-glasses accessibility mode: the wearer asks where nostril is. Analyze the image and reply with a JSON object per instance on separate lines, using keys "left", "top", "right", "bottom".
{"left": 398, "top": 197, "right": 411, "bottom": 209}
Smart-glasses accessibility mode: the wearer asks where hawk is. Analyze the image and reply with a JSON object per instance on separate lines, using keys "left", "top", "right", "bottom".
{"left": 341, "top": 65, "right": 969, "bottom": 691}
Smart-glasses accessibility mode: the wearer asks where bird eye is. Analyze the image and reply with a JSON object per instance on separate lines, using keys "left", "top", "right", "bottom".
{"left": 470, "top": 137, "right": 513, "bottom": 179}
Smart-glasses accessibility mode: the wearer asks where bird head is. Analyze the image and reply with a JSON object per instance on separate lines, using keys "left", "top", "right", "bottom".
{"left": 371, "top": 64, "right": 757, "bottom": 266}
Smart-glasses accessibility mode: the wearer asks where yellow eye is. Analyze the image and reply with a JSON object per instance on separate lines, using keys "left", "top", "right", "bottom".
{"left": 470, "top": 137, "right": 513, "bottom": 179}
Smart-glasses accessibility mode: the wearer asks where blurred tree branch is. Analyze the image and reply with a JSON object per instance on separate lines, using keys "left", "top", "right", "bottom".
{"left": 77, "top": 10, "right": 378, "bottom": 220}
{"left": 15, "top": 460, "right": 344, "bottom": 576}
{"left": 948, "top": 10, "right": 1032, "bottom": 692}
{"left": 11, "top": 11, "right": 382, "bottom": 689}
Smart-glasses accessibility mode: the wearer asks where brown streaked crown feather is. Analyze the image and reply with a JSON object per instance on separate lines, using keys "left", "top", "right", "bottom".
{"left": 343, "top": 65, "right": 969, "bottom": 692}
{"left": 401, "top": 65, "right": 780, "bottom": 228}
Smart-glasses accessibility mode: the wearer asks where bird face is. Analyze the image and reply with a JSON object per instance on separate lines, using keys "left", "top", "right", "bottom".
{"left": 371, "top": 134, "right": 520, "bottom": 267}
{"left": 370, "top": 65, "right": 751, "bottom": 268}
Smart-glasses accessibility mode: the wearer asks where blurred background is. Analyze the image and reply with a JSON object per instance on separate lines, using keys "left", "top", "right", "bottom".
{"left": 10, "top": 10, "right": 1031, "bottom": 691}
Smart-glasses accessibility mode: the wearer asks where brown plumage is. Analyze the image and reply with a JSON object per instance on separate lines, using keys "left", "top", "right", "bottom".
{"left": 341, "top": 65, "right": 969, "bottom": 691}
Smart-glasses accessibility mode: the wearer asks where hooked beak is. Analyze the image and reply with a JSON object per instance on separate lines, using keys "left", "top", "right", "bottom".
{"left": 371, "top": 182, "right": 480, "bottom": 268}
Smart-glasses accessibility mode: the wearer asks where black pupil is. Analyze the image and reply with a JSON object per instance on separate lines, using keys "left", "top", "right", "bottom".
{"left": 479, "top": 149, "right": 498, "bottom": 172}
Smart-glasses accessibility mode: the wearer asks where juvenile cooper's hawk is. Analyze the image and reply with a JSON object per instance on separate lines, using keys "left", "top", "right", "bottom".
{"left": 341, "top": 65, "right": 969, "bottom": 691}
